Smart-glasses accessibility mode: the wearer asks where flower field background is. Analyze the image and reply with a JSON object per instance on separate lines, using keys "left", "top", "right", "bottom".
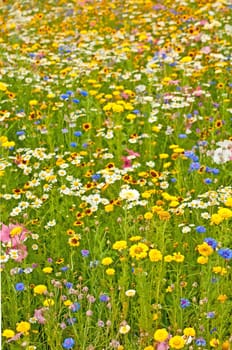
{"left": 0, "top": 0, "right": 232, "bottom": 349}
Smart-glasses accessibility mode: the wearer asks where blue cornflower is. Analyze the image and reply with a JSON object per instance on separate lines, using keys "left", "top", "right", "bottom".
{"left": 15, "top": 283, "right": 25, "bottom": 291}
{"left": 211, "top": 168, "right": 220, "bottom": 175}
{"left": 99, "top": 294, "right": 109, "bottom": 302}
{"left": 132, "top": 109, "right": 140, "bottom": 114}
{"left": 60, "top": 93, "right": 70, "bottom": 100}
{"left": 70, "top": 142, "right": 77, "bottom": 147}
{"left": 204, "top": 237, "right": 217, "bottom": 249}
{"left": 65, "top": 282, "right": 73, "bottom": 289}
{"left": 170, "top": 178, "right": 177, "bottom": 183}
{"left": 195, "top": 338, "right": 206, "bottom": 346}
{"left": 80, "top": 90, "right": 88, "bottom": 96}
{"left": 204, "top": 178, "right": 212, "bottom": 184}
{"left": 178, "top": 134, "right": 187, "bottom": 138}
{"left": 62, "top": 337, "right": 75, "bottom": 349}
{"left": 72, "top": 98, "right": 80, "bottom": 104}
{"left": 210, "top": 327, "right": 217, "bottom": 334}
{"left": 196, "top": 226, "right": 206, "bottom": 233}
{"left": 16, "top": 131, "right": 25, "bottom": 136}
{"left": 91, "top": 174, "right": 101, "bottom": 181}
{"left": 206, "top": 312, "right": 215, "bottom": 319}
{"left": 217, "top": 248, "right": 232, "bottom": 260}
{"left": 66, "top": 90, "right": 74, "bottom": 96}
{"left": 189, "top": 162, "right": 201, "bottom": 171}
{"left": 74, "top": 131, "right": 82, "bottom": 137}
{"left": 180, "top": 298, "right": 191, "bottom": 308}
{"left": 60, "top": 266, "right": 69, "bottom": 272}
{"left": 70, "top": 302, "right": 81, "bottom": 312}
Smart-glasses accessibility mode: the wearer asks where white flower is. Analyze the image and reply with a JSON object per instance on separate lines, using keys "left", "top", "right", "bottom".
{"left": 119, "top": 188, "right": 140, "bottom": 202}
{"left": 125, "top": 289, "right": 136, "bottom": 297}
{"left": 119, "top": 324, "right": 131, "bottom": 334}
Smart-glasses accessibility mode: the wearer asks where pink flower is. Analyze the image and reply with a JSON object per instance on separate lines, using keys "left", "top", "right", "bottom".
{"left": 156, "top": 342, "right": 170, "bottom": 350}
{"left": 122, "top": 157, "right": 132, "bottom": 169}
{"left": 125, "top": 149, "right": 140, "bottom": 157}
{"left": 0, "top": 223, "right": 29, "bottom": 247}
{"left": 14, "top": 244, "right": 28, "bottom": 262}
{"left": 34, "top": 308, "right": 47, "bottom": 324}
{"left": 201, "top": 46, "right": 211, "bottom": 54}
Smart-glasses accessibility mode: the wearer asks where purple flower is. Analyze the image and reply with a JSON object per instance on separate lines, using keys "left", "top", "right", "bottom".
{"left": 97, "top": 320, "right": 105, "bottom": 327}
{"left": 62, "top": 337, "right": 75, "bottom": 349}
{"left": 67, "top": 317, "right": 76, "bottom": 325}
{"left": 81, "top": 249, "right": 90, "bottom": 257}
{"left": 180, "top": 298, "right": 191, "bottom": 308}
{"left": 99, "top": 294, "right": 109, "bottom": 302}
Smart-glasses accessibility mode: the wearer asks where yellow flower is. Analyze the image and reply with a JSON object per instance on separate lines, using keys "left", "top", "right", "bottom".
{"left": 159, "top": 153, "right": 169, "bottom": 159}
{"left": 43, "top": 299, "right": 54, "bottom": 307}
{"left": 180, "top": 56, "right": 192, "bottom": 63}
{"left": 129, "top": 243, "right": 149, "bottom": 260}
{"left": 16, "top": 321, "right": 31, "bottom": 334}
{"left": 197, "top": 242, "right": 213, "bottom": 257}
{"left": 112, "top": 240, "right": 127, "bottom": 251}
{"left": 2, "top": 329, "right": 15, "bottom": 338}
{"left": 217, "top": 294, "right": 228, "bottom": 303}
{"left": 102, "top": 257, "right": 113, "bottom": 265}
{"left": 129, "top": 236, "right": 142, "bottom": 242}
{"left": 212, "top": 266, "right": 227, "bottom": 275}
{"left": 173, "top": 252, "right": 185, "bottom": 262}
{"left": 158, "top": 210, "right": 171, "bottom": 221}
{"left": 210, "top": 213, "right": 224, "bottom": 225}
{"left": 210, "top": 338, "right": 220, "bottom": 347}
{"left": 183, "top": 327, "right": 195, "bottom": 337}
{"left": 144, "top": 346, "right": 154, "bottom": 350}
{"left": 164, "top": 255, "right": 173, "bottom": 262}
{"left": 106, "top": 268, "right": 115, "bottom": 276}
{"left": 10, "top": 227, "right": 23, "bottom": 237}
{"left": 169, "top": 335, "right": 185, "bottom": 349}
{"left": 105, "top": 204, "right": 114, "bottom": 212}
{"left": 225, "top": 197, "right": 232, "bottom": 207}
{"left": 197, "top": 256, "right": 208, "bottom": 264}
{"left": 221, "top": 341, "right": 230, "bottom": 350}
{"left": 68, "top": 235, "right": 80, "bottom": 247}
{"left": 144, "top": 212, "right": 153, "bottom": 220}
{"left": 0, "top": 82, "right": 8, "bottom": 91}
{"left": 217, "top": 208, "right": 232, "bottom": 219}
{"left": 29, "top": 100, "right": 38, "bottom": 106}
{"left": 42, "top": 267, "right": 53, "bottom": 274}
{"left": 34, "top": 284, "right": 47, "bottom": 295}
{"left": 154, "top": 328, "right": 169, "bottom": 342}
{"left": 149, "top": 249, "right": 162, "bottom": 262}
{"left": 64, "top": 299, "right": 72, "bottom": 306}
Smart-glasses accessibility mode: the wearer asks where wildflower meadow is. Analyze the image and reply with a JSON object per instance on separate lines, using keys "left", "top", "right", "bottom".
{"left": 1, "top": 0, "right": 232, "bottom": 349}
